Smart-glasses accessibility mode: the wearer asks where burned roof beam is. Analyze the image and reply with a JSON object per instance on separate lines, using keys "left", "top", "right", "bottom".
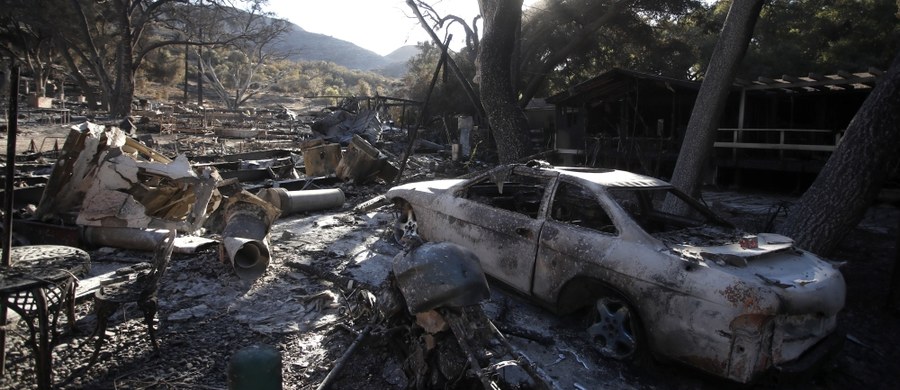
{"left": 744, "top": 72, "right": 879, "bottom": 91}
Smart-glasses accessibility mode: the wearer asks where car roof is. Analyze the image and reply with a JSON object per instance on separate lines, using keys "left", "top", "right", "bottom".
{"left": 548, "top": 166, "right": 672, "bottom": 188}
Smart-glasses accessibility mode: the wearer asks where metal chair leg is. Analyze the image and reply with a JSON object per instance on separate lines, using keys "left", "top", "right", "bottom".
{"left": 138, "top": 297, "right": 160, "bottom": 352}
{"left": 89, "top": 300, "right": 118, "bottom": 365}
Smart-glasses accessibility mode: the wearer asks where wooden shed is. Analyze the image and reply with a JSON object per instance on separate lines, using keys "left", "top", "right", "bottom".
{"left": 546, "top": 67, "right": 881, "bottom": 189}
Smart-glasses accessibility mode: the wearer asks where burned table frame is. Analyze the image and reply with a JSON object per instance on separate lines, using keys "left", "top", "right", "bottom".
{"left": 0, "top": 245, "right": 91, "bottom": 389}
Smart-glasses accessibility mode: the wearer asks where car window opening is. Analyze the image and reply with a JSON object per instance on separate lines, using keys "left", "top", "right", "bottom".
{"left": 463, "top": 171, "right": 549, "bottom": 218}
{"left": 551, "top": 182, "right": 618, "bottom": 235}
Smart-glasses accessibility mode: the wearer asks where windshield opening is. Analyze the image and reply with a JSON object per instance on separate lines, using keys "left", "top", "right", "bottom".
{"left": 607, "top": 187, "right": 731, "bottom": 234}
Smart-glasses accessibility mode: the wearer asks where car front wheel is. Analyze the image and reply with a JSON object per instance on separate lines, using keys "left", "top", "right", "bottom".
{"left": 587, "top": 295, "right": 644, "bottom": 361}
{"left": 392, "top": 200, "right": 418, "bottom": 244}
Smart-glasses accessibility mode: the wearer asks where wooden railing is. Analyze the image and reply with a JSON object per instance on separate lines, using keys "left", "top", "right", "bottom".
{"left": 714, "top": 128, "right": 842, "bottom": 152}
{"left": 715, "top": 128, "right": 841, "bottom": 158}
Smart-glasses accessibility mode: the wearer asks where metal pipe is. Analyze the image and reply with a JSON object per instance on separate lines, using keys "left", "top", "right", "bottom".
{"left": 256, "top": 188, "right": 344, "bottom": 216}
{"left": 81, "top": 227, "right": 216, "bottom": 254}
{"left": 82, "top": 227, "right": 168, "bottom": 251}
{"left": 221, "top": 211, "right": 271, "bottom": 281}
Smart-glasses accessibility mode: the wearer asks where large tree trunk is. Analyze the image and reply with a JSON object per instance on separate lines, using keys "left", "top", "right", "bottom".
{"left": 478, "top": 0, "right": 531, "bottom": 163}
{"left": 778, "top": 53, "right": 900, "bottom": 256}
{"left": 667, "top": 0, "right": 764, "bottom": 200}
{"left": 109, "top": 1, "right": 135, "bottom": 118}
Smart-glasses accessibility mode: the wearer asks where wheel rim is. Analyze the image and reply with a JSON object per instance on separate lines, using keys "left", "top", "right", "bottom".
{"left": 587, "top": 297, "right": 638, "bottom": 360}
{"left": 392, "top": 206, "right": 418, "bottom": 244}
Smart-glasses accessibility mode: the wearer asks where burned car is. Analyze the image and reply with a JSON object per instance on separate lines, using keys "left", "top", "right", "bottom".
{"left": 385, "top": 162, "right": 845, "bottom": 383}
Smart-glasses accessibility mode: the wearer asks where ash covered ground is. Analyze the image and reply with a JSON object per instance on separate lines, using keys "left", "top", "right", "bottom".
{"left": 0, "top": 122, "right": 897, "bottom": 390}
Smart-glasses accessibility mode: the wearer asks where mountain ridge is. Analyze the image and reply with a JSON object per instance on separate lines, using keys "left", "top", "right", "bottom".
{"left": 275, "top": 24, "right": 418, "bottom": 78}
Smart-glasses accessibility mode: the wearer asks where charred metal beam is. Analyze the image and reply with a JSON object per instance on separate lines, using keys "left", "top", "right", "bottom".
{"left": 222, "top": 149, "right": 295, "bottom": 162}
{"left": 244, "top": 177, "right": 344, "bottom": 192}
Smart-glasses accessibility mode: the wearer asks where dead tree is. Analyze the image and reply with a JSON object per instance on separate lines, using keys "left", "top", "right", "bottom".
{"left": 406, "top": 0, "right": 485, "bottom": 121}
{"left": 52, "top": 0, "right": 279, "bottom": 117}
{"left": 200, "top": 17, "right": 291, "bottom": 110}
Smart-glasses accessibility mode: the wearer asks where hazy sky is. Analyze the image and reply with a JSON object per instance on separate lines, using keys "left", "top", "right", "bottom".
{"left": 265, "top": 0, "right": 540, "bottom": 56}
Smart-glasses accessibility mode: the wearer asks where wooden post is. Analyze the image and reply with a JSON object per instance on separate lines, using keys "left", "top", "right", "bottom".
{"left": 3, "top": 65, "right": 19, "bottom": 266}
{"left": 1, "top": 64, "right": 19, "bottom": 378}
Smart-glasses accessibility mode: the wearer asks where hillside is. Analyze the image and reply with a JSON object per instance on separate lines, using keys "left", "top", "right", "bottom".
{"left": 275, "top": 24, "right": 418, "bottom": 77}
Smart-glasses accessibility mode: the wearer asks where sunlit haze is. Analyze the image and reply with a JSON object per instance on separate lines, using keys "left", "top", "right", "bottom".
{"left": 266, "top": 0, "right": 541, "bottom": 56}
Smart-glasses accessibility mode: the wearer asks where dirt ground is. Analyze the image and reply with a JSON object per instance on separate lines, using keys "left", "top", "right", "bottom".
{"left": 0, "top": 120, "right": 898, "bottom": 389}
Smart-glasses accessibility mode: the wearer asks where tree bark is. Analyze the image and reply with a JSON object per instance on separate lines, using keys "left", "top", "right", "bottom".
{"left": 667, "top": 0, "right": 765, "bottom": 200}
{"left": 108, "top": 0, "right": 137, "bottom": 118}
{"left": 478, "top": 0, "right": 531, "bottom": 163}
{"left": 778, "top": 53, "right": 900, "bottom": 256}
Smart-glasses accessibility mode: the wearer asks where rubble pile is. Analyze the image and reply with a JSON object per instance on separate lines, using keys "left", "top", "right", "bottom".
{"left": 0, "top": 97, "right": 527, "bottom": 389}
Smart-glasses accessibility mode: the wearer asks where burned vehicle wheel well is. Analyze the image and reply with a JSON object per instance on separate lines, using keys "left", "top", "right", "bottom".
{"left": 556, "top": 277, "right": 633, "bottom": 315}
{"left": 558, "top": 277, "right": 650, "bottom": 362}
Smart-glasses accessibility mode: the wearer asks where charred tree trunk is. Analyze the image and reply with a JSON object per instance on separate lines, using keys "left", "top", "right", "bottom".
{"left": 778, "top": 53, "right": 900, "bottom": 256}
{"left": 667, "top": 0, "right": 764, "bottom": 200}
{"left": 110, "top": 43, "right": 136, "bottom": 118}
{"left": 478, "top": 0, "right": 531, "bottom": 163}
{"left": 109, "top": 0, "right": 136, "bottom": 118}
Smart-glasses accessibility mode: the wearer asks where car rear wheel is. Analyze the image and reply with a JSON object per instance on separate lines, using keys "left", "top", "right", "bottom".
{"left": 587, "top": 295, "right": 644, "bottom": 361}
{"left": 392, "top": 200, "right": 418, "bottom": 244}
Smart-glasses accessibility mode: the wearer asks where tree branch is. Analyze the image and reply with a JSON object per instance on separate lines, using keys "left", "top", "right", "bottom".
{"left": 407, "top": 0, "right": 485, "bottom": 120}
{"left": 518, "top": 0, "right": 628, "bottom": 107}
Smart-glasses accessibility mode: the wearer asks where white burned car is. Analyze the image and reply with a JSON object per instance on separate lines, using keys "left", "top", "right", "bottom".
{"left": 386, "top": 162, "right": 845, "bottom": 383}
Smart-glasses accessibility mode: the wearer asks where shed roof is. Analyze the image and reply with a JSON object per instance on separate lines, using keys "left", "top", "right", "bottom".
{"left": 546, "top": 68, "right": 701, "bottom": 106}
{"left": 547, "top": 67, "right": 883, "bottom": 107}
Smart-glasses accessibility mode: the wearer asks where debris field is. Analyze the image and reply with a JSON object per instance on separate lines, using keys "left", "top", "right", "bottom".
{"left": 0, "top": 98, "right": 898, "bottom": 390}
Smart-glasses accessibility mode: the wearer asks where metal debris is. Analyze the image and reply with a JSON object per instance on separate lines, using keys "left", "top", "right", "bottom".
{"left": 219, "top": 191, "right": 281, "bottom": 281}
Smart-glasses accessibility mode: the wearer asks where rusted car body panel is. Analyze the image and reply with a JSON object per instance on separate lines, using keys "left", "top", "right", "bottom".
{"left": 386, "top": 164, "right": 845, "bottom": 383}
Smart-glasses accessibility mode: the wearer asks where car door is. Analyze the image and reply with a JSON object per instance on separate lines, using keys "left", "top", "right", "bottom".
{"left": 429, "top": 166, "right": 555, "bottom": 294}
{"left": 533, "top": 179, "right": 621, "bottom": 303}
